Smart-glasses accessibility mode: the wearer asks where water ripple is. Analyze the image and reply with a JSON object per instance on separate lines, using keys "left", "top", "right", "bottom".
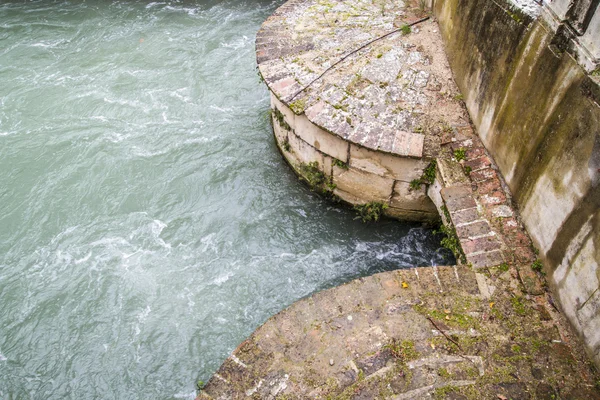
{"left": 0, "top": 1, "right": 452, "bottom": 399}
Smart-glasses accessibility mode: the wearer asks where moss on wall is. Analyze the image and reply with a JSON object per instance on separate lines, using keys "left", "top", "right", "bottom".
{"left": 435, "top": 0, "right": 600, "bottom": 366}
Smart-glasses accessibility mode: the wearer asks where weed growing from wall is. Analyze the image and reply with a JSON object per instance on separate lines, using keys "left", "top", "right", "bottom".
{"left": 453, "top": 148, "right": 466, "bottom": 161}
{"left": 409, "top": 179, "right": 422, "bottom": 191}
{"left": 531, "top": 259, "right": 543, "bottom": 273}
{"left": 282, "top": 137, "right": 291, "bottom": 152}
{"left": 272, "top": 108, "right": 291, "bottom": 131}
{"left": 353, "top": 201, "right": 388, "bottom": 222}
{"left": 435, "top": 205, "right": 466, "bottom": 264}
{"left": 422, "top": 160, "right": 437, "bottom": 184}
{"left": 332, "top": 158, "right": 348, "bottom": 170}
{"left": 298, "top": 161, "right": 326, "bottom": 189}
{"left": 289, "top": 98, "right": 307, "bottom": 114}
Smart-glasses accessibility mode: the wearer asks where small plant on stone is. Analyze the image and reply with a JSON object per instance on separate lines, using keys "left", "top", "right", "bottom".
{"left": 453, "top": 93, "right": 464, "bottom": 101}
{"left": 272, "top": 108, "right": 291, "bottom": 131}
{"left": 298, "top": 161, "right": 326, "bottom": 189}
{"left": 409, "top": 179, "right": 422, "bottom": 191}
{"left": 435, "top": 222, "right": 466, "bottom": 264}
{"left": 453, "top": 148, "right": 467, "bottom": 162}
{"left": 332, "top": 158, "right": 348, "bottom": 170}
{"left": 421, "top": 160, "right": 437, "bottom": 184}
{"left": 353, "top": 201, "right": 388, "bottom": 223}
{"left": 400, "top": 24, "right": 411, "bottom": 35}
{"left": 196, "top": 380, "right": 205, "bottom": 390}
{"left": 289, "top": 98, "right": 307, "bottom": 114}
{"left": 282, "top": 137, "right": 291, "bottom": 152}
{"left": 531, "top": 259, "right": 543, "bottom": 272}
{"left": 384, "top": 339, "right": 419, "bottom": 363}
{"left": 437, "top": 367, "right": 451, "bottom": 379}
{"left": 498, "top": 262, "right": 510, "bottom": 272}
{"left": 464, "top": 165, "right": 472, "bottom": 175}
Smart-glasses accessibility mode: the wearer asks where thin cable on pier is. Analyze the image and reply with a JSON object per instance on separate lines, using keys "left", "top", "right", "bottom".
{"left": 288, "top": 16, "right": 430, "bottom": 101}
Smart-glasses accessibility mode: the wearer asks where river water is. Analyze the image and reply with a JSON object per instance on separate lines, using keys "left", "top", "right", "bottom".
{"left": 0, "top": 1, "right": 452, "bottom": 398}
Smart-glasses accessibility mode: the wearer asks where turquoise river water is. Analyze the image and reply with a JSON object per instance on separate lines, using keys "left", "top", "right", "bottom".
{"left": 0, "top": 1, "right": 452, "bottom": 398}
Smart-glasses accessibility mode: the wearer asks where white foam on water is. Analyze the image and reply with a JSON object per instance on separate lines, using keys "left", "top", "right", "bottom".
{"left": 172, "top": 391, "right": 196, "bottom": 399}
{"left": 355, "top": 242, "right": 368, "bottom": 252}
{"left": 213, "top": 271, "right": 233, "bottom": 286}
{"left": 145, "top": 2, "right": 166, "bottom": 9}
{"left": 163, "top": 5, "right": 199, "bottom": 15}
{"left": 74, "top": 252, "right": 91, "bottom": 264}
{"left": 209, "top": 105, "right": 234, "bottom": 113}
{"left": 220, "top": 35, "right": 251, "bottom": 49}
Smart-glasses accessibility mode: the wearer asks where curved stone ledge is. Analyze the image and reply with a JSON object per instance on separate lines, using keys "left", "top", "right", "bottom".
{"left": 271, "top": 94, "right": 439, "bottom": 222}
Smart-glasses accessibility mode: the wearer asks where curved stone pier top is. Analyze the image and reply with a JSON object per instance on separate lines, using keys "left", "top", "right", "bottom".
{"left": 256, "top": 0, "right": 465, "bottom": 159}
{"left": 198, "top": 266, "right": 600, "bottom": 399}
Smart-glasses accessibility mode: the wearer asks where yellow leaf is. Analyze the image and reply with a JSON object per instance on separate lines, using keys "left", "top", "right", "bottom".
{"left": 489, "top": 302, "right": 495, "bottom": 308}
{"left": 444, "top": 309, "right": 450, "bottom": 314}
{"left": 401, "top": 282, "right": 409, "bottom": 288}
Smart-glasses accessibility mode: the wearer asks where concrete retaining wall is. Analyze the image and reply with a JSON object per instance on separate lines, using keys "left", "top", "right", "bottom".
{"left": 270, "top": 94, "right": 440, "bottom": 222}
{"left": 434, "top": 0, "right": 600, "bottom": 364}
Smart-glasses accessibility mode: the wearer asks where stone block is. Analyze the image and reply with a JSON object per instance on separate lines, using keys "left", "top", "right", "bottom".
{"left": 462, "top": 236, "right": 503, "bottom": 255}
{"left": 479, "top": 191, "right": 506, "bottom": 206}
{"left": 464, "top": 156, "right": 492, "bottom": 172}
{"left": 295, "top": 113, "right": 349, "bottom": 162}
{"left": 506, "top": 230, "right": 532, "bottom": 248}
{"left": 441, "top": 185, "right": 476, "bottom": 211}
{"left": 385, "top": 206, "right": 440, "bottom": 223}
{"left": 271, "top": 77, "right": 301, "bottom": 101}
{"left": 349, "top": 144, "right": 427, "bottom": 181}
{"left": 333, "top": 166, "right": 394, "bottom": 203}
{"left": 467, "top": 249, "right": 505, "bottom": 269}
{"left": 287, "top": 130, "right": 324, "bottom": 167}
{"left": 437, "top": 158, "right": 470, "bottom": 186}
{"left": 391, "top": 130, "right": 424, "bottom": 157}
{"left": 450, "top": 207, "right": 480, "bottom": 225}
{"left": 517, "top": 266, "right": 545, "bottom": 295}
{"left": 323, "top": 155, "right": 333, "bottom": 178}
{"left": 466, "top": 147, "right": 485, "bottom": 159}
{"left": 332, "top": 187, "right": 364, "bottom": 205}
{"left": 455, "top": 220, "right": 492, "bottom": 239}
{"left": 475, "top": 177, "right": 502, "bottom": 195}
{"left": 470, "top": 168, "right": 497, "bottom": 183}
{"left": 390, "top": 181, "right": 438, "bottom": 213}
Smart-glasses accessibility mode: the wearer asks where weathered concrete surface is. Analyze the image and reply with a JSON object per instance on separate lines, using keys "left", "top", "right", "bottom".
{"left": 199, "top": 266, "right": 600, "bottom": 399}
{"left": 434, "top": 0, "right": 600, "bottom": 366}
{"left": 258, "top": 0, "right": 471, "bottom": 221}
